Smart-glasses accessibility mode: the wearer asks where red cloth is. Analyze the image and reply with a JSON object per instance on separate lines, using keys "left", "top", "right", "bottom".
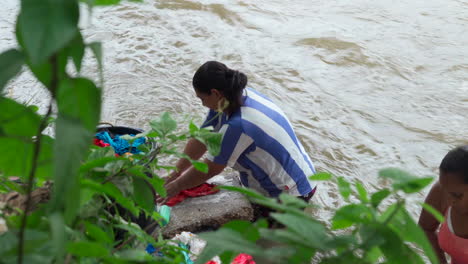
{"left": 204, "top": 253, "right": 255, "bottom": 264}
{"left": 165, "top": 183, "right": 219, "bottom": 206}
{"left": 93, "top": 138, "right": 110, "bottom": 147}
{"left": 232, "top": 254, "right": 255, "bottom": 264}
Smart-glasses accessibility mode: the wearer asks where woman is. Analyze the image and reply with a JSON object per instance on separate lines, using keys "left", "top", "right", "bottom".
{"left": 157, "top": 61, "right": 317, "bottom": 211}
{"left": 418, "top": 145, "right": 468, "bottom": 264}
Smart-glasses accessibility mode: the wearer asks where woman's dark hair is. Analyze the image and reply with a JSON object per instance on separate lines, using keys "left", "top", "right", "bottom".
{"left": 192, "top": 61, "right": 248, "bottom": 114}
{"left": 440, "top": 145, "right": 468, "bottom": 183}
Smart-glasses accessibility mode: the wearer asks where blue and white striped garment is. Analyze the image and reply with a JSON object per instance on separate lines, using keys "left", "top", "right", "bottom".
{"left": 202, "top": 88, "right": 316, "bottom": 197}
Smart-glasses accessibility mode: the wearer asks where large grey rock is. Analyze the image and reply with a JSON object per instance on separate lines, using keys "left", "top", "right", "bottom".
{"left": 159, "top": 172, "right": 254, "bottom": 238}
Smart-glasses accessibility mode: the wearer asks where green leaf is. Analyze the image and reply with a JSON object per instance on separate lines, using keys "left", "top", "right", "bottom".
{"left": 80, "top": 156, "right": 123, "bottom": 172}
{"left": 189, "top": 121, "right": 199, "bottom": 135}
{"left": 133, "top": 177, "right": 155, "bottom": 213}
{"left": 383, "top": 205, "right": 439, "bottom": 264}
{"left": 81, "top": 179, "right": 139, "bottom": 216}
{"left": 197, "top": 229, "right": 265, "bottom": 263}
{"left": 49, "top": 213, "right": 66, "bottom": 261}
{"left": 309, "top": 172, "right": 332, "bottom": 181}
{"left": 222, "top": 220, "right": 260, "bottom": 242}
{"left": 56, "top": 78, "right": 101, "bottom": 131}
{"left": 0, "top": 49, "right": 24, "bottom": 92}
{"left": 67, "top": 32, "right": 85, "bottom": 73}
{"left": 270, "top": 213, "right": 329, "bottom": 249}
{"left": 127, "top": 166, "right": 166, "bottom": 197}
{"left": 51, "top": 116, "right": 92, "bottom": 224}
{"left": 421, "top": 202, "right": 445, "bottom": 223}
{"left": 278, "top": 193, "right": 309, "bottom": 208}
{"left": 16, "top": 0, "right": 79, "bottom": 65}
{"left": 379, "top": 168, "right": 434, "bottom": 194}
{"left": 195, "top": 129, "right": 222, "bottom": 156}
{"left": 88, "top": 42, "right": 103, "bottom": 85}
{"left": 355, "top": 180, "right": 369, "bottom": 203}
{"left": 0, "top": 97, "right": 41, "bottom": 137}
{"left": 150, "top": 112, "right": 177, "bottom": 137}
{"left": 84, "top": 222, "right": 113, "bottom": 244}
{"left": 375, "top": 225, "right": 425, "bottom": 264}
{"left": 93, "top": 0, "right": 121, "bottom": 6}
{"left": 0, "top": 135, "right": 53, "bottom": 181}
{"left": 67, "top": 241, "right": 110, "bottom": 257}
{"left": 337, "top": 176, "right": 351, "bottom": 201}
{"left": 192, "top": 160, "right": 208, "bottom": 173}
{"left": 331, "top": 204, "right": 374, "bottom": 229}
{"left": 370, "top": 188, "right": 391, "bottom": 208}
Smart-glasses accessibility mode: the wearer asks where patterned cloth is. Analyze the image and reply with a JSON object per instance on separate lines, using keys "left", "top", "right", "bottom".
{"left": 202, "top": 88, "right": 316, "bottom": 197}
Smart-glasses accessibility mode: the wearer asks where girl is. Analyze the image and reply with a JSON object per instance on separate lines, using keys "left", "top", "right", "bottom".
{"left": 157, "top": 61, "right": 317, "bottom": 209}
{"left": 418, "top": 145, "right": 468, "bottom": 264}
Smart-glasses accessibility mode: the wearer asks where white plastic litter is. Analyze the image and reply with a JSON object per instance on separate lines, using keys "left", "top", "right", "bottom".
{"left": 171, "top": 231, "right": 221, "bottom": 263}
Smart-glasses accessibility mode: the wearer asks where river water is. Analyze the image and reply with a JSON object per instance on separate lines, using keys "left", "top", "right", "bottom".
{"left": 1, "top": 0, "right": 467, "bottom": 220}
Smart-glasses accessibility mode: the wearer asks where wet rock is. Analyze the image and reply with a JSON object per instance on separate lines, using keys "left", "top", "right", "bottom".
{"left": 159, "top": 172, "right": 254, "bottom": 238}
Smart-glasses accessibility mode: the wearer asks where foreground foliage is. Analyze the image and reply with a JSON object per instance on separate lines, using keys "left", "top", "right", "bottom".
{"left": 0, "top": 0, "right": 441, "bottom": 263}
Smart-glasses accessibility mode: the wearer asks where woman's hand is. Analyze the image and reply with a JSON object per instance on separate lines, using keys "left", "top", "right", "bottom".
{"left": 155, "top": 181, "right": 182, "bottom": 204}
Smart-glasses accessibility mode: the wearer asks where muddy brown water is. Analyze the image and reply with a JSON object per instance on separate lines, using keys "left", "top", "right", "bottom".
{"left": 1, "top": 0, "right": 467, "bottom": 222}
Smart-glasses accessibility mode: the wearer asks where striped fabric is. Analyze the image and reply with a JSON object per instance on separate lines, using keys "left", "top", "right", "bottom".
{"left": 202, "top": 88, "right": 316, "bottom": 197}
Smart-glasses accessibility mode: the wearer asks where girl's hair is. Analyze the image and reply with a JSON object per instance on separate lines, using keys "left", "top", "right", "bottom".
{"left": 192, "top": 61, "right": 248, "bottom": 114}
{"left": 440, "top": 145, "right": 468, "bottom": 183}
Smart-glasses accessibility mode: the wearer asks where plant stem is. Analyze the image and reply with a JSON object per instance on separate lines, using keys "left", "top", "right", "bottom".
{"left": 18, "top": 54, "right": 58, "bottom": 264}
{"left": 17, "top": 104, "right": 53, "bottom": 264}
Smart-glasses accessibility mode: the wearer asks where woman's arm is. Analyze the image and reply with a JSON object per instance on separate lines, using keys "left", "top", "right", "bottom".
{"left": 418, "top": 181, "right": 448, "bottom": 264}
{"left": 165, "top": 138, "right": 207, "bottom": 184}
{"left": 157, "top": 158, "right": 226, "bottom": 203}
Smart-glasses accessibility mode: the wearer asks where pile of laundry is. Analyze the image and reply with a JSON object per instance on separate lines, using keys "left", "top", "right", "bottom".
{"left": 94, "top": 131, "right": 146, "bottom": 156}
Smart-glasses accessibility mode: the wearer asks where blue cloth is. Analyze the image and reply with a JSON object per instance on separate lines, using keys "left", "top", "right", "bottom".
{"left": 202, "top": 88, "right": 316, "bottom": 197}
{"left": 95, "top": 131, "right": 146, "bottom": 155}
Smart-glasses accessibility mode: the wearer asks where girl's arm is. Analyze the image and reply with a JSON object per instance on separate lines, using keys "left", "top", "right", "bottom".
{"left": 165, "top": 138, "right": 207, "bottom": 184}
{"left": 418, "top": 181, "right": 448, "bottom": 264}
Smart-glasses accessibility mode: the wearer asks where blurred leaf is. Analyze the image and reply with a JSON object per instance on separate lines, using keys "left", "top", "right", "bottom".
{"left": 278, "top": 193, "right": 309, "bottom": 208}
{"left": 0, "top": 135, "right": 53, "bottom": 181}
{"left": 84, "top": 221, "right": 113, "bottom": 244}
{"left": 197, "top": 229, "right": 265, "bottom": 264}
{"left": 364, "top": 246, "right": 382, "bottom": 263}
{"left": 81, "top": 179, "right": 139, "bottom": 216}
{"left": 91, "top": 0, "right": 121, "bottom": 6}
{"left": 88, "top": 42, "right": 103, "bottom": 85}
{"left": 337, "top": 176, "right": 351, "bottom": 201}
{"left": 421, "top": 202, "right": 445, "bottom": 223}
{"left": 195, "top": 129, "right": 222, "bottom": 156}
{"left": 219, "top": 186, "right": 269, "bottom": 200}
{"left": 271, "top": 213, "right": 329, "bottom": 249}
{"left": 370, "top": 189, "right": 391, "bottom": 208}
{"left": 309, "top": 172, "right": 332, "bottom": 181}
{"left": 0, "top": 49, "right": 24, "bottom": 92}
{"left": 192, "top": 160, "right": 208, "bottom": 173}
{"left": 332, "top": 204, "right": 374, "bottom": 229}
{"left": 127, "top": 166, "right": 166, "bottom": 197}
{"left": 383, "top": 205, "right": 439, "bottom": 264}
{"left": 51, "top": 116, "right": 93, "bottom": 224}
{"left": 223, "top": 220, "right": 260, "bottom": 242}
{"left": 67, "top": 241, "right": 110, "bottom": 257}
{"left": 189, "top": 121, "right": 199, "bottom": 135}
{"left": 16, "top": 0, "right": 79, "bottom": 65}
{"left": 80, "top": 156, "right": 123, "bottom": 172}
{"left": 133, "top": 177, "right": 155, "bottom": 213}
{"left": 150, "top": 112, "right": 177, "bottom": 137}
{"left": 49, "top": 213, "right": 66, "bottom": 261}
{"left": 0, "top": 97, "right": 41, "bottom": 137}
{"left": 379, "top": 168, "right": 433, "bottom": 194}
{"left": 374, "top": 225, "right": 425, "bottom": 264}
{"left": 115, "top": 222, "right": 155, "bottom": 244}
{"left": 67, "top": 32, "right": 85, "bottom": 73}
{"left": 355, "top": 180, "right": 369, "bottom": 203}
{"left": 56, "top": 77, "right": 101, "bottom": 131}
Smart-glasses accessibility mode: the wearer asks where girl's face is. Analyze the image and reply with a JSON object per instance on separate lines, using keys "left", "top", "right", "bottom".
{"left": 195, "top": 89, "right": 224, "bottom": 111}
{"left": 440, "top": 172, "right": 468, "bottom": 215}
